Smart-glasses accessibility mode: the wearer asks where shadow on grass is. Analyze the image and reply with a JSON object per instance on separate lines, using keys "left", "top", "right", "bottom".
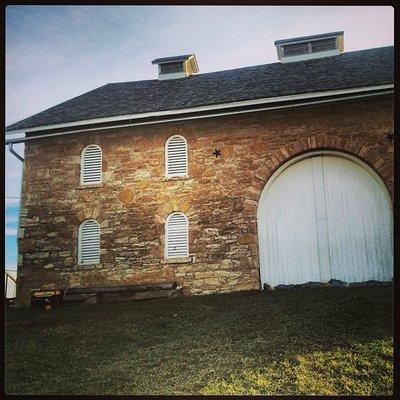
{"left": 5, "top": 285, "right": 393, "bottom": 395}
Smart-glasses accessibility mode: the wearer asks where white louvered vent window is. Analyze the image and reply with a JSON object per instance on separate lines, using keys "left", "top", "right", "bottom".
{"left": 166, "top": 135, "right": 188, "bottom": 177}
{"left": 81, "top": 145, "right": 102, "bottom": 185}
{"left": 78, "top": 219, "right": 101, "bottom": 265}
{"left": 165, "top": 212, "right": 189, "bottom": 258}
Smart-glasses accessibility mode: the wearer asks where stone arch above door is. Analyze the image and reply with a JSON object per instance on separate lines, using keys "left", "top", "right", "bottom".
{"left": 245, "top": 135, "right": 393, "bottom": 206}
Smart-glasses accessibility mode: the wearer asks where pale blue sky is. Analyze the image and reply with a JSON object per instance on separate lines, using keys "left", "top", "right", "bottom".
{"left": 5, "top": 5, "right": 394, "bottom": 270}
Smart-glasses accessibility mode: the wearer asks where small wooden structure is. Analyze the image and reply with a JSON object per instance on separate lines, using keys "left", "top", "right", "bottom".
{"left": 5, "top": 270, "right": 17, "bottom": 307}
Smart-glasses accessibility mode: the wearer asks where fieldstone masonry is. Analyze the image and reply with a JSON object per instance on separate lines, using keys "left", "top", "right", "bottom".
{"left": 16, "top": 96, "right": 394, "bottom": 306}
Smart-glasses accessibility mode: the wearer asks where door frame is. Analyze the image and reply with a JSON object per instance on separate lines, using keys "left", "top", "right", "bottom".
{"left": 257, "top": 150, "right": 393, "bottom": 289}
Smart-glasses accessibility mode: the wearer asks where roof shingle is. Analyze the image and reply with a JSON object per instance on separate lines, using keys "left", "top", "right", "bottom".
{"left": 6, "top": 46, "right": 393, "bottom": 132}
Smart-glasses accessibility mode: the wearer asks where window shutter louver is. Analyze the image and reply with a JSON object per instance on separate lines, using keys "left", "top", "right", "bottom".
{"left": 166, "top": 135, "right": 188, "bottom": 176}
{"left": 160, "top": 62, "right": 184, "bottom": 74}
{"left": 81, "top": 145, "right": 102, "bottom": 184}
{"left": 283, "top": 42, "right": 309, "bottom": 56}
{"left": 166, "top": 212, "right": 189, "bottom": 258}
{"left": 79, "top": 220, "right": 100, "bottom": 264}
{"left": 282, "top": 38, "right": 337, "bottom": 57}
{"left": 311, "top": 38, "right": 336, "bottom": 53}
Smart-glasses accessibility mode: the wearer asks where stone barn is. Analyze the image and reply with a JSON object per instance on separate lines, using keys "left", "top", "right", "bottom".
{"left": 6, "top": 31, "right": 394, "bottom": 307}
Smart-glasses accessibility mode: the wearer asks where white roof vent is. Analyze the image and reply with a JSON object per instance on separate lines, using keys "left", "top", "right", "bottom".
{"left": 274, "top": 31, "right": 344, "bottom": 63}
{"left": 151, "top": 54, "right": 199, "bottom": 80}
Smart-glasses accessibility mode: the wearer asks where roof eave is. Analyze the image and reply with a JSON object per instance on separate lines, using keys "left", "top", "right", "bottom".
{"left": 5, "top": 84, "right": 393, "bottom": 138}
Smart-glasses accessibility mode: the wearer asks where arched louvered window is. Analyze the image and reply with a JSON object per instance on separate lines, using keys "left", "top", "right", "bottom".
{"left": 165, "top": 212, "right": 189, "bottom": 258}
{"left": 165, "top": 135, "right": 188, "bottom": 177}
{"left": 78, "top": 219, "right": 101, "bottom": 265}
{"left": 81, "top": 145, "right": 102, "bottom": 185}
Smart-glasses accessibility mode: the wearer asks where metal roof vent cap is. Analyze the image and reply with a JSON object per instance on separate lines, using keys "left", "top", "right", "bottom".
{"left": 274, "top": 31, "right": 344, "bottom": 63}
{"left": 151, "top": 54, "right": 199, "bottom": 80}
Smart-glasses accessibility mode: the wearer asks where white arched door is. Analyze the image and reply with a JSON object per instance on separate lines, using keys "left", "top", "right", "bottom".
{"left": 258, "top": 152, "right": 393, "bottom": 287}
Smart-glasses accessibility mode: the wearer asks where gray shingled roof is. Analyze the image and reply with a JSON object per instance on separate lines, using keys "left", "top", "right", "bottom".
{"left": 6, "top": 46, "right": 393, "bottom": 132}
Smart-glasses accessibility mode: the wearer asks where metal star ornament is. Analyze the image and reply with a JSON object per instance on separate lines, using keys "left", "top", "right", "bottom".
{"left": 213, "top": 149, "right": 221, "bottom": 158}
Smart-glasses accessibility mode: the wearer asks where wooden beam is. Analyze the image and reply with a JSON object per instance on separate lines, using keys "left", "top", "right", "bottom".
{"left": 65, "top": 282, "right": 177, "bottom": 295}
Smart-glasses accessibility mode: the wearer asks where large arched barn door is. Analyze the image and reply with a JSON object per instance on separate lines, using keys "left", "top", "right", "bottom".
{"left": 257, "top": 152, "right": 393, "bottom": 288}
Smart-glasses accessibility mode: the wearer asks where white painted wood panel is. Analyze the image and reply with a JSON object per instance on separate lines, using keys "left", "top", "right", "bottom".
{"left": 78, "top": 219, "right": 101, "bottom": 265}
{"left": 258, "top": 153, "right": 393, "bottom": 287}
{"left": 81, "top": 144, "right": 102, "bottom": 185}
{"left": 165, "top": 135, "right": 188, "bottom": 177}
{"left": 5, "top": 270, "right": 17, "bottom": 298}
{"left": 165, "top": 212, "right": 189, "bottom": 258}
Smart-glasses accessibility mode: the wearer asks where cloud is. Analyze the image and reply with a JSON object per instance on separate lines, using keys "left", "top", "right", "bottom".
{"left": 5, "top": 228, "right": 18, "bottom": 236}
{"left": 5, "top": 215, "right": 18, "bottom": 224}
{"left": 5, "top": 198, "right": 20, "bottom": 206}
{"left": 5, "top": 143, "right": 23, "bottom": 203}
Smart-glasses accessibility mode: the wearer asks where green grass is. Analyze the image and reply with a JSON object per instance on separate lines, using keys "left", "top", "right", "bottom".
{"left": 5, "top": 286, "right": 393, "bottom": 395}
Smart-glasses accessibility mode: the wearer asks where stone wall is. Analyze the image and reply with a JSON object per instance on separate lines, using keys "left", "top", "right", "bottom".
{"left": 16, "top": 96, "right": 394, "bottom": 306}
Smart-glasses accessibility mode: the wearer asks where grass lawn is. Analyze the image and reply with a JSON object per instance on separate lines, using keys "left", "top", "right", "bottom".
{"left": 5, "top": 285, "right": 393, "bottom": 395}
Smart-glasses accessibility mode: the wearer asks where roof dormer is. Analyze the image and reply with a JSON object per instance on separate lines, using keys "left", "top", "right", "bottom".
{"left": 274, "top": 31, "right": 344, "bottom": 63}
{"left": 151, "top": 54, "right": 199, "bottom": 80}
